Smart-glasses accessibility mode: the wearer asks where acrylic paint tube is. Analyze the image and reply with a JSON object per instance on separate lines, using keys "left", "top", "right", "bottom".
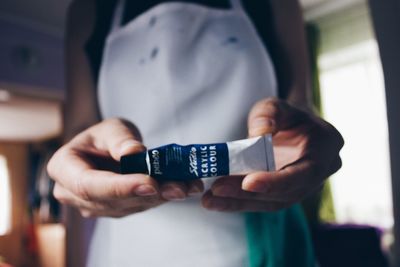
{"left": 121, "top": 135, "right": 275, "bottom": 181}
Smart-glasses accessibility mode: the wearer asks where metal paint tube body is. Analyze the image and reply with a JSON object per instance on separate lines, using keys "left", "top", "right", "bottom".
{"left": 121, "top": 135, "right": 275, "bottom": 182}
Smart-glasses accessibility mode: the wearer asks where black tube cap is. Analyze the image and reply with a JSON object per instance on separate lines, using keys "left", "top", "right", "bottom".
{"left": 120, "top": 152, "right": 149, "bottom": 175}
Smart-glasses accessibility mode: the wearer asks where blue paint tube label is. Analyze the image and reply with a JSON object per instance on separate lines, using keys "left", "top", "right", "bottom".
{"left": 148, "top": 143, "right": 229, "bottom": 181}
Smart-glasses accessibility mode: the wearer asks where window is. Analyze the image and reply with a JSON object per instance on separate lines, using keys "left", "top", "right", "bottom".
{"left": 317, "top": 3, "right": 393, "bottom": 229}
{"left": 0, "top": 155, "right": 11, "bottom": 236}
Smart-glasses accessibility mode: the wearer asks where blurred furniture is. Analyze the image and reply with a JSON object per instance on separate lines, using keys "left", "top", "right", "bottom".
{"left": 313, "top": 224, "right": 388, "bottom": 267}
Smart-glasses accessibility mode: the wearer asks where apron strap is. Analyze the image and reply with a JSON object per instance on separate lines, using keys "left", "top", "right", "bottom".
{"left": 110, "top": 0, "right": 125, "bottom": 33}
{"left": 112, "top": 0, "right": 241, "bottom": 31}
{"left": 230, "top": 0, "right": 243, "bottom": 11}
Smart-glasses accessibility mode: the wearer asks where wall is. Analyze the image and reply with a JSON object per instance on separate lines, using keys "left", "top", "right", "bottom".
{"left": 0, "top": 18, "right": 65, "bottom": 100}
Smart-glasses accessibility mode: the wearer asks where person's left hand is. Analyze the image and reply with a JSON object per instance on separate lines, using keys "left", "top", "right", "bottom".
{"left": 202, "top": 98, "right": 344, "bottom": 212}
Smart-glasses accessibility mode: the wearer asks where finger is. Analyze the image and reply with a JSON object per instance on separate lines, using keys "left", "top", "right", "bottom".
{"left": 53, "top": 183, "right": 105, "bottom": 211}
{"left": 202, "top": 190, "right": 292, "bottom": 212}
{"left": 242, "top": 158, "right": 322, "bottom": 198}
{"left": 98, "top": 194, "right": 163, "bottom": 212}
{"left": 328, "top": 156, "right": 342, "bottom": 176}
{"left": 80, "top": 204, "right": 157, "bottom": 219}
{"left": 80, "top": 208, "right": 138, "bottom": 219}
{"left": 49, "top": 148, "right": 160, "bottom": 201}
{"left": 74, "top": 118, "right": 146, "bottom": 161}
{"left": 78, "top": 171, "right": 159, "bottom": 201}
{"left": 160, "top": 181, "right": 188, "bottom": 201}
{"left": 211, "top": 176, "right": 280, "bottom": 201}
{"left": 49, "top": 155, "right": 159, "bottom": 202}
{"left": 211, "top": 176, "right": 243, "bottom": 196}
{"left": 248, "top": 98, "right": 308, "bottom": 137}
{"left": 54, "top": 181, "right": 163, "bottom": 214}
{"left": 187, "top": 180, "right": 204, "bottom": 196}
{"left": 213, "top": 174, "right": 323, "bottom": 203}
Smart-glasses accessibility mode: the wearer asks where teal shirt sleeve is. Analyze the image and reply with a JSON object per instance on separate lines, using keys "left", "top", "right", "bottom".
{"left": 246, "top": 204, "right": 316, "bottom": 267}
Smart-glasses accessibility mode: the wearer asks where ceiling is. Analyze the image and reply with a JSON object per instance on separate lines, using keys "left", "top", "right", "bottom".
{"left": 0, "top": 0, "right": 72, "bottom": 36}
{"left": 0, "top": 0, "right": 332, "bottom": 36}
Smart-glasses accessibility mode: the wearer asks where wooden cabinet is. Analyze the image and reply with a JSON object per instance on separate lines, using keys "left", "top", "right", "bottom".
{"left": 0, "top": 143, "right": 30, "bottom": 266}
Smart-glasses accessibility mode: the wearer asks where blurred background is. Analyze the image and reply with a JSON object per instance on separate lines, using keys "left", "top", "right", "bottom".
{"left": 0, "top": 0, "right": 399, "bottom": 266}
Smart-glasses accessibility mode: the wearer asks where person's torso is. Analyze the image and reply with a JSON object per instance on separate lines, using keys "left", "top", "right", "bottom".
{"left": 88, "top": 1, "right": 277, "bottom": 266}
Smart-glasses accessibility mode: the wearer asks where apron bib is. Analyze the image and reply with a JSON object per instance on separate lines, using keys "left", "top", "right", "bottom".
{"left": 90, "top": 0, "right": 315, "bottom": 266}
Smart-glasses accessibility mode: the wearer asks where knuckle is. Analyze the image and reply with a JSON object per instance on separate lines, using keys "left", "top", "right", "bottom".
{"left": 117, "top": 118, "right": 134, "bottom": 128}
{"left": 262, "top": 97, "right": 279, "bottom": 106}
{"left": 102, "top": 118, "right": 129, "bottom": 135}
{"left": 263, "top": 101, "right": 280, "bottom": 116}
{"left": 46, "top": 147, "right": 66, "bottom": 178}
{"left": 75, "top": 175, "right": 91, "bottom": 201}
{"left": 331, "top": 157, "right": 343, "bottom": 174}
{"left": 324, "top": 123, "right": 345, "bottom": 149}
{"left": 110, "top": 183, "right": 128, "bottom": 199}
{"left": 52, "top": 185, "right": 65, "bottom": 202}
{"left": 336, "top": 133, "right": 345, "bottom": 149}
{"left": 92, "top": 201, "right": 111, "bottom": 211}
{"left": 108, "top": 118, "right": 139, "bottom": 135}
{"left": 105, "top": 117, "right": 124, "bottom": 126}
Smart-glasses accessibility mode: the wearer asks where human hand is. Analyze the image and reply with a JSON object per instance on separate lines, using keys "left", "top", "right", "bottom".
{"left": 202, "top": 98, "right": 344, "bottom": 212}
{"left": 48, "top": 118, "right": 203, "bottom": 218}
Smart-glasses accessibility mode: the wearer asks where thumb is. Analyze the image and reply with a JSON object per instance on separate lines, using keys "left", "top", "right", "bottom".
{"left": 90, "top": 118, "right": 146, "bottom": 161}
{"left": 248, "top": 98, "right": 306, "bottom": 138}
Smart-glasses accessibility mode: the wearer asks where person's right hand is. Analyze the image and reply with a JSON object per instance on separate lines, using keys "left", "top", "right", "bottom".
{"left": 47, "top": 118, "right": 203, "bottom": 218}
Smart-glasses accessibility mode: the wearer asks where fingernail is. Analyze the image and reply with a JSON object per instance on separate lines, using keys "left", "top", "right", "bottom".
{"left": 135, "top": 185, "right": 157, "bottom": 196}
{"left": 243, "top": 179, "right": 267, "bottom": 193}
{"left": 120, "top": 140, "right": 144, "bottom": 155}
{"left": 209, "top": 199, "right": 229, "bottom": 211}
{"left": 253, "top": 117, "right": 274, "bottom": 128}
{"left": 188, "top": 185, "right": 203, "bottom": 196}
{"left": 161, "top": 187, "right": 186, "bottom": 201}
{"left": 213, "top": 185, "right": 235, "bottom": 197}
{"left": 249, "top": 118, "right": 275, "bottom": 136}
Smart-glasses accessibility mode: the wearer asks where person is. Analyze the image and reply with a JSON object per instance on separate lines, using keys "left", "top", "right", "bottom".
{"left": 47, "top": 0, "right": 344, "bottom": 266}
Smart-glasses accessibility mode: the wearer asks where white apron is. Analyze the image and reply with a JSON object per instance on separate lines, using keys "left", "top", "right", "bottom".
{"left": 89, "top": 0, "right": 277, "bottom": 266}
